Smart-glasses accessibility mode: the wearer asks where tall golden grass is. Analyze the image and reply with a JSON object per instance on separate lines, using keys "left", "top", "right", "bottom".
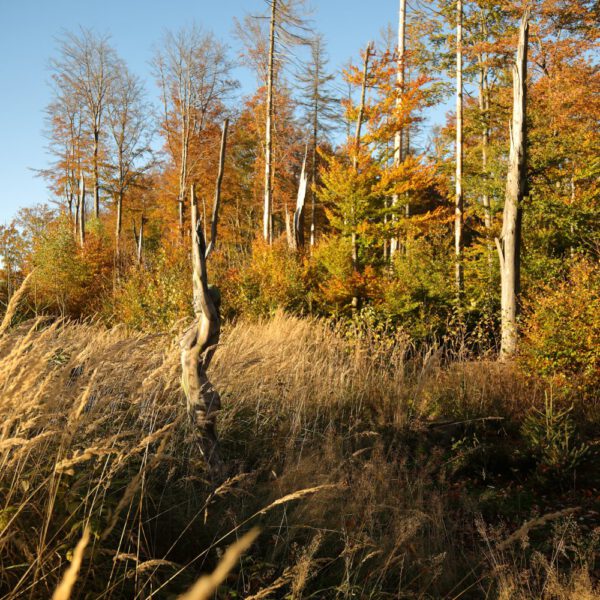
{"left": 0, "top": 313, "right": 596, "bottom": 598}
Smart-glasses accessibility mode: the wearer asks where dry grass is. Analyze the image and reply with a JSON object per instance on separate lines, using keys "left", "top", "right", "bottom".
{"left": 0, "top": 313, "right": 596, "bottom": 598}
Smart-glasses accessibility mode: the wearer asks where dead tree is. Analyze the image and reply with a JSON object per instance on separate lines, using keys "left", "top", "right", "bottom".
{"left": 205, "top": 119, "right": 229, "bottom": 259}
{"left": 455, "top": 0, "right": 464, "bottom": 297}
{"left": 181, "top": 185, "right": 222, "bottom": 470}
{"left": 78, "top": 173, "right": 86, "bottom": 247}
{"left": 496, "top": 10, "right": 529, "bottom": 359}
{"left": 293, "top": 150, "right": 308, "bottom": 249}
{"left": 350, "top": 42, "right": 372, "bottom": 310}
{"left": 180, "top": 119, "right": 228, "bottom": 471}
{"left": 390, "top": 0, "right": 406, "bottom": 258}
{"left": 133, "top": 216, "right": 146, "bottom": 265}
{"left": 263, "top": 0, "right": 277, "bottom": 244}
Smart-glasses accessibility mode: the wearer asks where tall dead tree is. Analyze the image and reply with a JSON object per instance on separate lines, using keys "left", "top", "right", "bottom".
{"left": 293, "top": 150, "right": 308, "bottom": 249}
{"left": 297, "top": 34, "right": 337, "bottom": 248}
{"left": 180, "top": 123, "right": 228, "bottom": 471}
{"left": 478, "top": 13, "right": 492, "bottom": 231}
{"left": 455, "top": 0, "right": 464, "bottom": 297}
{"left": 246, "top": 0, "right": 310, "bottom": 244}
{"left": 78, "top": 173, "right": 86, "bottom": 247}
{"left": 263, "top": 0, "right": 277, "bottom": 244}
{"left": 496, "top": 11, "right": 529, "bottom": 359}
{"left": 181, "top": 184, "right": 222, "bottom": 470}
{"left": 350, "top": 42, "right": 372, "bottom": 310}
{"left": 206, "top": 119, "right": 229, "bottom": 259}
{"left": 390, "top": 0, "right": 407, "bottom": 259}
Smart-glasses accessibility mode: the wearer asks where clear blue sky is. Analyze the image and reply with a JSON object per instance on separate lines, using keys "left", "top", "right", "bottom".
{"left": 0, "top": 0, "right": 449, "bottom": 225}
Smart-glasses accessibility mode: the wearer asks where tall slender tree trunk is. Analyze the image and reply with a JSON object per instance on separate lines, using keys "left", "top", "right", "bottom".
{"left": 390, "top": 0, "right": 406, "bottom": 259}
{"left": 137, "top": 217, "right": 144, "bottom": 265}
{"left": 310, "top": 96, "right": 318, "bottom": 248}
{"left": 78, "top": 173, "right": 86, "bottom": 247}
{"left": 497, "top": 11, "right": 529, "bottom": 359}
{"left": 263, "top": 0, "right": 277, "bottom": 244}
{"left": 478, "top": 64, "right": 491, "bottom": 229}
{"left": 206, "top": 118, "right": 229, "bottom": 258}
{"left": 178, "top": 122, "right": 190, "bottom": 237}
{"left": 115, "top": 190, "right": 123, "bottom": 257}
{"left": 351, "top": 43, "right": 372, "bottom": 311}
{"left": 455, "top": 0, "right": 464, "bottom": 297}
{"left": 93, "top": 127, "right": 100, "bottom": 218}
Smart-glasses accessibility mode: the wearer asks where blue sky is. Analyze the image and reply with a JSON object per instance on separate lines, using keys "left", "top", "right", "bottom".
{"left": 0, "top": 0, "right": 450, "bottom": 225}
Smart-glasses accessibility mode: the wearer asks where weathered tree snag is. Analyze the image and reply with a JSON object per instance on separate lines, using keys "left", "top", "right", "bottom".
{"left": 205, "top": 118, "right": 229, "bottom": 259}
{"left": 78, "top": 173, "right": 86, "bottom": 248}
{"left": 293, "top": 150, "right": 308, "bottom": 250}
{"left": 263, "top": 0, "right": 277, "bottom": 244}
{"left": 133, "top": 216, "right": 146, "bottom": 265}
{"left": 497, "top": 10, "right": 529, "bottom": 359}
{"left": 455, "top": 0, "right": 464, "bottom": 298}
{"left": 390, "top": 0, "right": 406, "bottom": 259}
{"left": 181, "top": 184, "right": 223, "bottom": 471}
{"left": 351, "top": 42, "right": 372, "bottom": 311}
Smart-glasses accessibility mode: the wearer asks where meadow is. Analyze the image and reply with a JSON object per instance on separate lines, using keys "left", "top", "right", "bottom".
{"left": 0, "top": 313, "right": 597, "bottom": 599}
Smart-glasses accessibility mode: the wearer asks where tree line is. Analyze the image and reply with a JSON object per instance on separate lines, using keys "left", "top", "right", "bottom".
{"left": 1, "top": 0, "right": 598, "bottom": 361}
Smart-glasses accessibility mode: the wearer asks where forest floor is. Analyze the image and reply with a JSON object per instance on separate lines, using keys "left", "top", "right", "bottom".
{"left": 0, "top": 314, "right": 598, "bottom": 599}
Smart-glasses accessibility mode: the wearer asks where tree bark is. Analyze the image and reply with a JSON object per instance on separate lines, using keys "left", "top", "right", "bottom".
{"left": 263, "top": 0, "right": 277, "bottom": 244}
{"left": 497, "top": 10, "right": 529, "bottom": 359}
{"left": 455, "top": 0, "right": 464, "bottom": 298}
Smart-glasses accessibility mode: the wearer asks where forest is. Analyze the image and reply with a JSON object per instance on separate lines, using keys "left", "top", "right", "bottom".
{"left": 0, "top": 0, "right": 599, "bottom": 598}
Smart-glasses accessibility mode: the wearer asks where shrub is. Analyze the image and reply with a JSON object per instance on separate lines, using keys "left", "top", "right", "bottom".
{"left": 520, "top": 259, "right": 600, "bottom": 406}
{"left": 30, "top": 216, "right": 112, "bottom": 317}
{"left": 110, "top": 245, "right": 191, "bottom": 330}
{"left": 234, "top": 239, "right": 308, "bottom": 317}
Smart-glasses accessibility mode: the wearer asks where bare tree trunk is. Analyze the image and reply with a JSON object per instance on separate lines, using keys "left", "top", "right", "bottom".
{"left": 310, "top": 103, "right": 318, "bottom": 248}
{"left": 351, "top": 43, "right": 372, "bottom": 311}
{"left": 390, "top": 0, "right": 406, "bottom": 259}
{"left": 293, "top": 150, "right": 308, "bottom": 250}
{"left": 178, "top": 124, "right": 189, "bottom": 237}
{"left": 206, "top": 119, "right": 229, "bottom": 259}
{"left": 478, "top": 60, "right": 491, "bottom": 230}
{"left": 115, "top": 190, "right": 123, "bottom": 257}
{"left": 136, "top": 217, "right": 145, "bottom": 265}
{"left": 181, "top": 184, "right": 222, "bottom": 472}
{"left": 455, "top": 0, "right": 464, "bottom": 298}
{"left": 93, "top": 128, "right": 100, "bottom": 218}
{"left": 74, "top": 193, "right": 80, "bottom": 242}
{"left": 285, "top": 204, "right": 294, "bottom": 248}
{"left": 263, "top": 0, "right": 277, "bottom": 244}
{"left": 78, "top": 173, "right": 86, "bottom": 247}
{"left": 496, "top": 11, "right": 529, "bottom": 359}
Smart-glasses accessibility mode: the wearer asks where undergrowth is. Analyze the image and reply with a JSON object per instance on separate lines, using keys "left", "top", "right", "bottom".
{"left": 0, "top": 314, "right": 598, "bottom": 598}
